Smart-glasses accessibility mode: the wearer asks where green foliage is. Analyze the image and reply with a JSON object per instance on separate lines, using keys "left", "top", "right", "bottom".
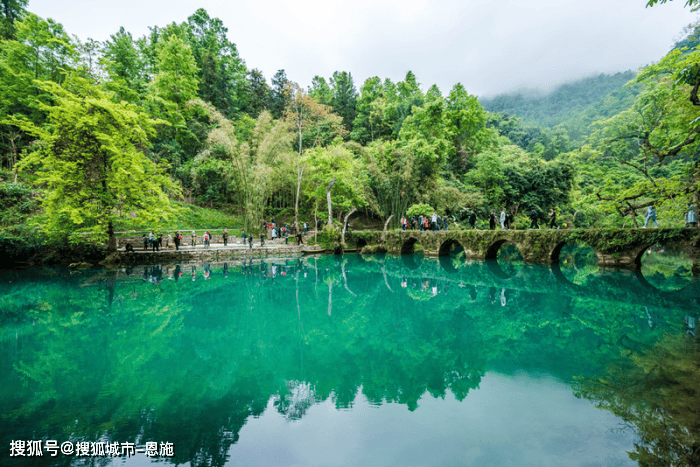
{"left": 0, "top": 181, "right": 37, "bottom": 229}
{"left": 406, "top": 203, "right": 435, "bottom": 217}
{"left": 9, "top": 76, "right": 181, "bottom": 246}
{"left": 242, "top": 68, "right": 270, "bottom": 118}
{"left": 269, "top": 69, "right": 289, "bottom": 119}
{"left": 466, "top": 151, "right": 506, "bottom": 206}
{"left": 0, "top": 3, "right": 696, "bottom": 243}
{"left": 0, "top": 0, "right": 27, "bottom": 40}
{"left": 0, "top": 13, "right": 77, "bottom": 126}
{"left": 186, "top": 8, "right": 247, "bottom": 117}
{"left": 303, "top": 144, "right": 367, "bottom": 222}
{"left": 151, "top": 34, "right": 199, "bottom": 106}
{"left": 101, "top": 27, "right": 148, "bottom": 101}
{"left": 330, "top": 71, "right": 358, "bottom": 133}
{"left": 113, "top": 201, "right": 240, "bottom": 231}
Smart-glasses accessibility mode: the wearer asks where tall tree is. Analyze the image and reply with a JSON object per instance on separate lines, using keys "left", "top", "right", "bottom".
{"left": 0, "top": 0, "right": 27, "bottom": 40}
{"left": 444, "top": 83, "right": 493, "bottom": 177}
{"left": 192, "top": 99, "right": 292, "bottom": 231}
{"left": 309, "top": 76, "right": 333, "bottom": 106}
{"left": 350, "top": 76, "right": 383, "bottom": 144}
{"left": 303, "top": 145, "right": 367, "bottom": 224}
{"left": 101, "top": 27, "right": 148, "bottom": 101}
{"left": 330, "top": 71, "right": 357, "bottom": 133}
{"left": 8, "top": 77, "right": 181, "bottom": 251}
{"left": 270, "top": 69, "right": 290, "bottom": 119}
{"left": 151, "top": 34, "right": 199, "bottom": 106}
{"left": 284, "top": 82, "right": 345, "bottom": 228}
{"left": 242, "top": 68, "right": 270, "bottom": 118}
{"left": 0, "top": 13, "right": 76, "bottom": 172}
{"left": 186, "top": 8, "right": 247, "bottom": 116}
{"left": 393, "top": 71, "right": 423, "bottom": 136}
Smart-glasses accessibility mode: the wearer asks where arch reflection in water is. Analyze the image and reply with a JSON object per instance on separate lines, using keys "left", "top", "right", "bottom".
{"left": 554, "top": 243, "right": 599, "bottom": 286}
{"left": 485, "top": 241, "right": 523, "bottom": 279}
{"left": 638, "top": 244, "right": 694, "bottom": 292}
{"left": 438, "top": 239, "right": 466, "bottom": 272}
{"left": 401, "top": 238, "right": 424, "bottom": 270}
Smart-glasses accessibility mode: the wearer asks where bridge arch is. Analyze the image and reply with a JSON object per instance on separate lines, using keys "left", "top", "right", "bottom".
{"left": 485, "top": 239, "right": 510, "bottom": 261}
{"left": 633, "top": 243, "right": 654, "bottom": 269}
{"left": 635, "top": 242, "right": 695, "bottom": 292}
{"left": 401, "top": 237, "right": 422, "bottom": 255}
{"left": 549, "top": 241, "right": 567, "bottom": 263}
{"left": 356, "top": 238, "right": 368, "bottom": 251}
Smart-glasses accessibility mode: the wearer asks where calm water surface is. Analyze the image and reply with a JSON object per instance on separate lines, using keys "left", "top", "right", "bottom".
{"left": 1, "top": 252, "right": 698, "bottom": 467}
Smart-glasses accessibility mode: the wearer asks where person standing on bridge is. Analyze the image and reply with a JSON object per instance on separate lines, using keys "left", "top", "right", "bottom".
{"left": 431, "top": 212, "right": 438, "bottom": 231}
{"left": 191, "top": 230, "right": 197, "bottom": 248}
{"left": 489, "top": 211, "right": 496, "bottom": 230}
{"left": 468, "top": 210, "right": 477, "bottom": 229}
{"left": 401, "top": 216, "right": 407, "bottom": 231}
{"left": 223, "top": 228, "right": 228, "bottom": 247}
{"left": 529, "top": 209, "right": 540, "bottom": 230}
{"left": 174, "top": 231, "right": 181, "bottom": 251}
{"left": 443, "top": 215, "right": 449, "bottom": 231}
{"left": 549, "top": 208, "right": 559, "bottom": 229}
{"left": 500, "top": 209, "right": 506, "bottom": 230}
{"left": 643, "top": 205, "right": 658, "bottom": 228}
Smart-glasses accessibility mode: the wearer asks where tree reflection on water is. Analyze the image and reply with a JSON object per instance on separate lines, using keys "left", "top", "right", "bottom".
{"left": 575, "top": 332, "right": 700, "bottom": 466}
{"left": 0, "top": 253, "right": 698, "bottom": 466}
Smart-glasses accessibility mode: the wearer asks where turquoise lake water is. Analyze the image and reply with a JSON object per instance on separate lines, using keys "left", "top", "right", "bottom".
{"left": 1, "top": 252, "right": 698, "bottom": 466}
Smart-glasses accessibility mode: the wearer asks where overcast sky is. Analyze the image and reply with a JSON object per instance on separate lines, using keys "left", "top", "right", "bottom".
{"left": 26, "top": 0, "right": 697, "bottom": 98}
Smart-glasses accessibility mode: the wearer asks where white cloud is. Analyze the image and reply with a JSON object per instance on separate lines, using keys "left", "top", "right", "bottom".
{"left": 26, "top": 0, "right": 697, "bottom": 97}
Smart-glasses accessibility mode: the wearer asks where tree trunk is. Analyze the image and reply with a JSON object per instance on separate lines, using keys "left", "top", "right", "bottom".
{"left": 107, "top": 220, "right": 117, "bottom": 253}
{"left": 326, "top": 177, "right": 337, "bottom": 224}
{"left": 327, "top": 280, "right": 332, "bottom": 316}
{"left": 381, "top": 215, "right": 394, "bottom": 242}
{"left": 341, "top": 207, "right": 356, "bottom": 244}
{"left": 342, "top": 260, "right": 356, "bottom": 296}
{"left": 9, "top": 134, "right": 18, "bottom": 183}
{"left": 295, "top": 158, "right": 305, "bottom": 228}
{"left": 694, "top": 160, "right": 699, "bottom": 230}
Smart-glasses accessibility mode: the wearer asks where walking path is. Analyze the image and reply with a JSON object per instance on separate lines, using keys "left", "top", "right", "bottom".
{"left": 127, "top": 239, "right": 305, "bottom": 253}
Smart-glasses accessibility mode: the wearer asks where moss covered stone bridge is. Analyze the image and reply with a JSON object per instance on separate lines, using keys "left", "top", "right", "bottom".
{"left": 345, "top": 228, "right": 700, "bottom": 274}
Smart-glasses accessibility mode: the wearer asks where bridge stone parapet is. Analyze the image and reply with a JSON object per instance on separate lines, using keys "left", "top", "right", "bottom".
{"left": 347, "top": 228, "right": 700, "bottom": 274}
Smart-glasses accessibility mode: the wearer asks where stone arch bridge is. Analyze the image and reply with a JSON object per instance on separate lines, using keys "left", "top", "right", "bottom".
{"left": 346, "top": 228, "right": 700, "bottom": 275}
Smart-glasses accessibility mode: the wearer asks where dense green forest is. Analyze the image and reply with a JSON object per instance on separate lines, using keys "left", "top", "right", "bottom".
{"left": 0, "top": 1, "right": 698, "bottom": 250}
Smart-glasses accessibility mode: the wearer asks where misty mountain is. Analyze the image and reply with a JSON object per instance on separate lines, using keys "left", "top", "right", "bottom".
{"left": 479, "top": 71, "right": 637, "bottom": 127}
